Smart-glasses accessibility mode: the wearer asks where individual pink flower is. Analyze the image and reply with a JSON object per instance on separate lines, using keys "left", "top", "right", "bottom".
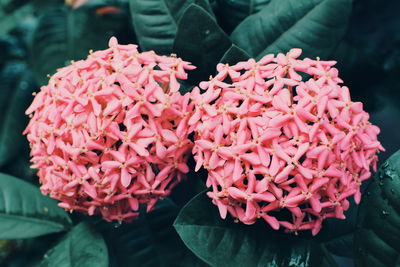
{"left": 190, "top": 49, "right": 384, "bottom": 235}
{"left": 65, "top": 0, "right": 92, "bottom": 9}
{"left": 24, "top": 37, "right": 195, "bottom": 222}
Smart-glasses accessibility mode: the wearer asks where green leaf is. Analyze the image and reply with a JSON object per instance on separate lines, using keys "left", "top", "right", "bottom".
{"left": 173, "top": 4, "right": 231, "bottom": 85}
{"left": 0, "top": 3, "right": 36, "bottom": 35}
{"left": 0, "top": 34, "right": 26, "bottom": 62}
{"left": 41, "top": 222, "right": 108, "bottom": 267}
{"left": 319, "top": 212, "right": 356, "bottom": 259}
{"left": 316, "top": 196, "right": 358, "bottom": 258}
{"left": 0, "top": 61, "right": 26, "bottom": 119}
{"left": 325, "top": 234, "right": 354, "bottom": 258}
{"left": 30, "top": 4, "right": 126, "bottom": 85}
{"left": 5, "top": 152, "right": 38, "bottom": 183}
{"left": 231, "top": 0, "right": 352, "bottom": 59}
{"left": 174, "top": 192, "right": 324, "bottom": 267}
{"left": 330, "top": 41, "right": 384, "bottom": 111}
{"left": 219, "top": 44, "right": 250, "bottom": 65}
{"left": 0, "top": 69, "right": 37, "bottom": 166}
{"left": 354, "top": 150, "right": 400, "bottom": 267}
{"left": 99, "top": 198, "right": 207, "bottom": 267}
{"left": 215, "top": 0, "right": 271, "bottom": 33}
{"left": 0, "top": 173, "right": 72, "bottom": 239}
{"left": 129, "top": 0, "right": 214, "bottom": 55}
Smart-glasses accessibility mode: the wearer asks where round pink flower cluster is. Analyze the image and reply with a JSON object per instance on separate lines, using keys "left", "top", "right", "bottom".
{"left": 190, "top": 49, "right": 384, "bottom": 235}
{"left": 24, "top": 37, "right": 195, "bottom": 222}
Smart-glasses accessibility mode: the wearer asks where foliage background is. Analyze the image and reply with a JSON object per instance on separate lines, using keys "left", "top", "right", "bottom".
{"left": 0, "top": 0, "right": 399, "bottom": 266}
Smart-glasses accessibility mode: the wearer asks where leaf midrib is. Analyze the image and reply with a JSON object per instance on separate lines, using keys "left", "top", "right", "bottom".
{"left": 0, "top": 212, "right": 67, "bottom": 229}
{"left": 257, "top": 0, "right": 326, "bottom": 58}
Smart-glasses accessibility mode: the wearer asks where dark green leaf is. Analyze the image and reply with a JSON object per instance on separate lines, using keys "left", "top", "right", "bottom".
{"left": 325, "top": 234, "right": 354, "bottom": 258}
{"left": 173, "top": 4, "right": 231, "bottom": 85}
{"left": 0, "top": 61, "right": 26, "bottom": 118}
{"left": 5, "top": 151, "right": 38, "bottom": 183}
{"left": 30, "top": 5, "right": 126, "bottom": 85}
{"left": 0, "top": 173, "right": 72, "bottom": 239}
{"left": 331, "top": 41, "right": 384, "bottom": 111}
{"left": 0, "top": 69, "right": 36, "bottom": 166}
{"left": 354, "top": 150, "right": 400, "bottom": 267}
{"left": 0, "top": 3, "right": 36, "bottom": 35}
{"left": 317, "top": 196, "right": 358, "bottom": 258}
{"left": 41, "top": 222, "right": 108, "bottom": 267}
{"left": 99, "top": 198, "right": 207, "bottom": 267}
{"left": 231, "top": 0, "right": 352, "bottom": 59}
{"left": 129, "top": 0, "right": 214, "bottom": 54}
{"left": 174, "top": 192, "right": 324, "bottom": 267}
{"left": 219, "top": 44, "right": 250, "bottom": 65}
{"left": 0, "top": 34, "right": 26, "bottom": 63}
{"left": 215, "top": 0, "right": 271, "bottom": 33}
{"left": 169, "top": 165, "right": 208, "bottom": 207}
{"left": 176, "top": 80, "right": 196, "bottom": 95}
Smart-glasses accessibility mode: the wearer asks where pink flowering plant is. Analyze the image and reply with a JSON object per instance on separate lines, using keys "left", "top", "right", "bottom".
{"left": 190, "top": 49, "right": 383, "bottom": 236}
{"left": 24, "top": 37, "right": 195, "bottom": 222}
{"left": 0, "top": 0, "right": 399, "bottom": 266}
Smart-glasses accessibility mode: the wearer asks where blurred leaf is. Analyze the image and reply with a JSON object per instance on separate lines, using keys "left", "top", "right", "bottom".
{"left": 215, "top": 0, "right": 271, "bottom": 33}
{"left": 325, "top": 235, "right": 354, "bottom": 259}
{"left": 0, "top": 68, "right": 36, "bottom": 167}
{"left": 368, "top": 97, "right": 400, "bottom": 163}
{"left": 219, "top": 44, "right": 250, "bottom": 65}
{"left": 0, "top": 62, "right": 26, "bottom": 119}
{"left": 30, "top": 4, "right": 126, "bottom": 85}
{"left": 173, "top": 4, "right": 231, "bottom": 85}
{"left": 41, "top": 222, "right": 108, "bottom": 267}
{"left": 0, "top": 35, "right": 26, "bottom": 63}
{"left": 129, "top": 0, "right": 213, "bottom": 55}
{"left": 4, "top": 151, "right": 38, "bottom": 183}
{"left": 316, "top": 196, "right": 358, "bottom": 258}
{"left": 0, "top": 239, "right": 25, "bottom": 265}
{"left": 345, "top": 0, "right": 400, "bottom": 72}
{"left": 331, "top": 41, "right": 384, "bottom": 111}
{"left": 170, "top": 166, "right": 208, "bottom": 208}
{"left": 174, "top": 192, "right": 324, "bottom": 267}
{"left": 0, "top": 3, "right": 35, "bottom": 35}
{"left": 0, "top": 173, "right": 72, "bottom": 239}
{"left": 231, "top": 0, "right": 352, "bottom": 59}
{"left": 99, "top": 198, "right": 207, "bottom": 267}
{"left": 1, "top": 0, "right": 30, "bottom": 13}
{"left": 354, "top": 150, "right": 400, "bottom": 267}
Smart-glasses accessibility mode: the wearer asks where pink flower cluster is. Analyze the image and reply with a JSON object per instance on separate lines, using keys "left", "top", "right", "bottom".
{"left": 190, "top": 49, "right": 384, "bottom": 235}
{"left": 24, "top": 37, "right": 195, "bottom": 221}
